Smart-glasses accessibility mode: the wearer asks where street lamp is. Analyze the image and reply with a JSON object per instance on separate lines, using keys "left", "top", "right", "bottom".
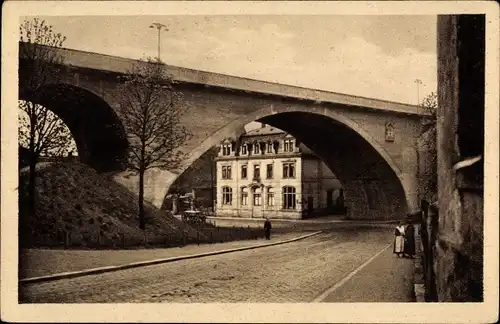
{"left": 414, "top": 79, "right": 423, "bottom": 106}
{"left": 149, "top": 22, "right": 168, "bottom": 62}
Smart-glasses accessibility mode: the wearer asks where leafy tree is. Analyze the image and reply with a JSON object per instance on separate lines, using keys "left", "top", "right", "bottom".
{"left": 420, "top": 91, "right": 438, "bottom": 126}
{"left": 418, "top": 91, "right": 438, "bottom": 202}
{"left": 117, "top": 58, "right": 191, "bottom": 230}
{"left": 19, "top": 18, "right": 71, "bottom": 213}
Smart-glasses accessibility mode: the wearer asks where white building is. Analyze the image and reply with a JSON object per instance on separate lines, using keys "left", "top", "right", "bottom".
{"left": 214, "top": 124, "right": 342, "bottom": 219}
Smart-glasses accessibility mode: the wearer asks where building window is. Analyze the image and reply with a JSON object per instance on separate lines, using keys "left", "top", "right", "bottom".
{"left": 241, "top": 165, "right": 247, "bottom": 179}
{"left": 253, "top": 164, "right": 261, "bottom": 180}
{"left": 222, "top": 144, "right": 231, "bottom": 156}
{"left": 284, "top": 139, "right": 294, "bottom": 152}
{"left": 267, "top": 187, "right": 275, "bottom": 206}
{"left": 241, "top": 144, "right": 247, "bottom": 155}
{"left": 241, "top": 187, "right": 248, "bottom": 206}
{"left": 222, "top": 186, "right": 232, "bottom": 205}
{"left": 254, "top": 143, "right": 260, "bottom": 154}
{"left": 267, "top": 142, "right": 273, "bottom": 153}
{"left": 266, "top": 164, "right": 273, "bottom": 179}
{"left": 253, "top": 187, "right": 262, "bottom": 206}
{"left": 283, "top": 186, "right": 296, "bottom": 209}
{"left": 222, "top": 165, "right": 232, "bottom": 179}
{"left": 385, "top": 122, "right": 395, "bottom": 142}
{"left": 283, "top": 162, "right": 295, "bottom": 178}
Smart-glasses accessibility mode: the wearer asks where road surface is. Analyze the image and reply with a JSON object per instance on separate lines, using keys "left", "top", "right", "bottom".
{"left": 20, "top": 225, "right": 407, "bottom": 303}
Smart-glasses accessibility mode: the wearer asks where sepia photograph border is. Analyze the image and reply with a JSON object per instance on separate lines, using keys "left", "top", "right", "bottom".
{"left": 1, "top": 1, "right": 499, "bottom": 323}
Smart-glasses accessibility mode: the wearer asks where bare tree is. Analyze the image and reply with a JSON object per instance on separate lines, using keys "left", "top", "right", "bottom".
{"left": 118, "top": 58, "right": 191, "bottom": 230}
{"left": 18, "top": 101, "right": 74, "bottom": 157}
{"left": 19, "top": 18, "right": 72, "bottom": 214}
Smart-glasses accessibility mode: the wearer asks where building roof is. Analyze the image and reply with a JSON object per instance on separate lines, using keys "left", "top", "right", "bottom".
{"left": 242, "top": 124, "right": 286, "bottom": 137}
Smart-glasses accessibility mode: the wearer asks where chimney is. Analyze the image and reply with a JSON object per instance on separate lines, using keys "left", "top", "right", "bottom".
{"left": 261, "top": 123, "right": 266, "bottom": 128}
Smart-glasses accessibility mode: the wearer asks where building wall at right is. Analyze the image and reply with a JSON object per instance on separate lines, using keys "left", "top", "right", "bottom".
{"left": 434, "top": 14, "right": 484, "bottom": 302}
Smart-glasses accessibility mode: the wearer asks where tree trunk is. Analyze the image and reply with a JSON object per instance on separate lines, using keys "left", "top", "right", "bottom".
{"left": 28, "top": 103, "right": 37, "bottom": 215}
{"left": 28, "top": 157, "right": 37, "bottom": 215}
{"left": 138, "top": 168, "right": 145, "bottom": 230}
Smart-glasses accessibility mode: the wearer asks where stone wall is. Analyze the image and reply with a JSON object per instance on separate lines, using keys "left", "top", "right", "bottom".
{"left": 433, "top": 14, "right": 484, "bottom": 302}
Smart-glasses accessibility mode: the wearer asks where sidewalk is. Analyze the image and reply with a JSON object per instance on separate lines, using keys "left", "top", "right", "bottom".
{"left": 319, "top": 245, "right": 415, "bottom": 302}
{"left": 206, "top": 215, "right": 401, "bottom": 224}
{"left": 19, "top": 231, "right": 306, "bottom": 279}
{"left": 204, "top": 215, "right": 400, "bottom": 229}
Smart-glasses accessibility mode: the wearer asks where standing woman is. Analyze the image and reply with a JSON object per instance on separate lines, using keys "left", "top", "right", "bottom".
{"left": 393, "top": 222, "right": 405, "bottom": 257}
{"left": 404, "top": 219, "right": 416, "bottom": 258}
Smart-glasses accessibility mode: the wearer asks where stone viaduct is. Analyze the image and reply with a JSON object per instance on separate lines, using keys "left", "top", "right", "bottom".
{"left": 19, "top": 46, "right": 428, "bottom": 220}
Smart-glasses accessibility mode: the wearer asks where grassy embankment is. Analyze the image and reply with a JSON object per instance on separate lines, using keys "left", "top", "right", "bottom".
{"left": 19, "top": 162, "right": 276, "bottom": 249}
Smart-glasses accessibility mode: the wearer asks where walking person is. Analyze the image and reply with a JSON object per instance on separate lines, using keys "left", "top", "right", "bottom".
{"left": 264, "top": 217, "right": 272, "bottom": 240}
{"left": 403, "top": 219, "right": 416, "bottom": 258}
{"left": 393, "top": 221, "right": 405, "bottom": 257}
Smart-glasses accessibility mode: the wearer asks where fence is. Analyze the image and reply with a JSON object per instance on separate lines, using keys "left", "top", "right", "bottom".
{"left": 21, "top": 223, "right": 276, "bottom": 250}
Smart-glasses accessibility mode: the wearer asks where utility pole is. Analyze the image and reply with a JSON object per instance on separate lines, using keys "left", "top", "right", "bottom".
{"left": 149, "top": 22, "right": 168, "bottom": 62}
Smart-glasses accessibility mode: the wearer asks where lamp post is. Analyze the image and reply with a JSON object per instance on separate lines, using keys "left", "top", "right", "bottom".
{"left": 414, "top": 79, "right": 423, "bottom": 106}
{"left": 149, "top": 22, "right": 168, "bottom": 62}
{"left": 414, "top": 78, "right": 423, "bottom": 207}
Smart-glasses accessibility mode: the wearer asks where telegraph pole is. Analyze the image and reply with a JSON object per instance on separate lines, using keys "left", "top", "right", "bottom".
{"left": 149, "top": 22, "right": 168, "bottom": 62}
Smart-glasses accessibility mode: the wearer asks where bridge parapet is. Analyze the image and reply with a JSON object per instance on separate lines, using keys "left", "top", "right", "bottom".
{"left": 42, "top": 45, "right": 428, "bottom": 117}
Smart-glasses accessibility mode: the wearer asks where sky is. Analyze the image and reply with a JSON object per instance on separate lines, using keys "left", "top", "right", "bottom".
{"left": 33, "top": 15, "right": 437, "bottom": 106}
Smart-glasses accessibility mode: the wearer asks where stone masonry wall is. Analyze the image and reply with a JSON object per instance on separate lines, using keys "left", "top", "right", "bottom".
{"left": 434, "top": 15, "right": 484, "bottom": 302}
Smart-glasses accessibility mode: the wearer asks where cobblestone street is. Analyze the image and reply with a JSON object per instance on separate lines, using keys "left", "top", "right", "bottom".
{"left": 19, "top": 225, "right": 413, "bottom": 303}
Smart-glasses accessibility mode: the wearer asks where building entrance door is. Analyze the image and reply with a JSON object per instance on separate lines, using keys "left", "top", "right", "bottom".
{"left": 307, "top": 196, "right": 314, "bottom": 215}
{"left": 307, "top": 196, "right": 313, "bottom": 210}
{"left": 327, "top": 190, "right": 334, "bottom": 208}
{"left": 252, "top": 187, "right": 263, "bottom": 218}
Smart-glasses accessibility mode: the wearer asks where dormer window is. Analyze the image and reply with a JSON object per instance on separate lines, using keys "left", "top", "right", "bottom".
{"left": 259, "top": 142, "right": 266, "bottom": 154}
{"left": 222, "top": 143, "right": 231, "bottom": 156}
{"left": 267, "top": 142, "right": 273, "bottom": 153}
{"left": 254, "top": 143, "right": 260, "bottom": 154}
{"left": 241, "top": 144, "right": 247, "bottom": 155}
{"left": 284, "top": 139, "right": 294, "bottom": 152}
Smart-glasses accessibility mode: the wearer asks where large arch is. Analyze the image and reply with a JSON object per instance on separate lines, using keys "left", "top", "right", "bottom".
{"left": 167, "top": 106, "right": 411, "bottom": 220}
{"left": 19, "top": 83, "right": 129, "bottom": 172}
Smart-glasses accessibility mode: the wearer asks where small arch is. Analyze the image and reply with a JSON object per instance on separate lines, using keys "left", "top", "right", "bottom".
{"left": 240, "top": 186, "right": 249, "bottom": 206}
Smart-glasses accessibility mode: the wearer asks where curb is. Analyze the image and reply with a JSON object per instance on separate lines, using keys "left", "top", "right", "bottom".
{"left": 20, "top": 231, "right": 322, "bottom": 285}
{"left": 206, "top": 216, "right": 401, "bottom": 225}
{"left": 413, "top": 254, "right": 426, "bottom": 302}
{"left": 413, "top": 224, "right": 426, "bottom": 302}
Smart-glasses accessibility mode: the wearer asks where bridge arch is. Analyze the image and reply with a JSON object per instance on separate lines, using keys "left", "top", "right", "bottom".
{"left": 169, "top": 105, "right": 411, "bottom": 220}
{"left": 19, "top": 83, "right": 129, "bottom": 172}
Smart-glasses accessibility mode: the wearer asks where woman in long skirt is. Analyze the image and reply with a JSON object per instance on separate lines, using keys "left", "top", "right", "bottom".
{"left": 393, "top": 222, "right": 405, "bottom": 257}
{"left": 404, "top": 220, "right": 416, "bottom": 258}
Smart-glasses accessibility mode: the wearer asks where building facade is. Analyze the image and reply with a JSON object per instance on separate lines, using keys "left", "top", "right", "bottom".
{"left": 215, "top": 124, "right": 342, "bottom": 219}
